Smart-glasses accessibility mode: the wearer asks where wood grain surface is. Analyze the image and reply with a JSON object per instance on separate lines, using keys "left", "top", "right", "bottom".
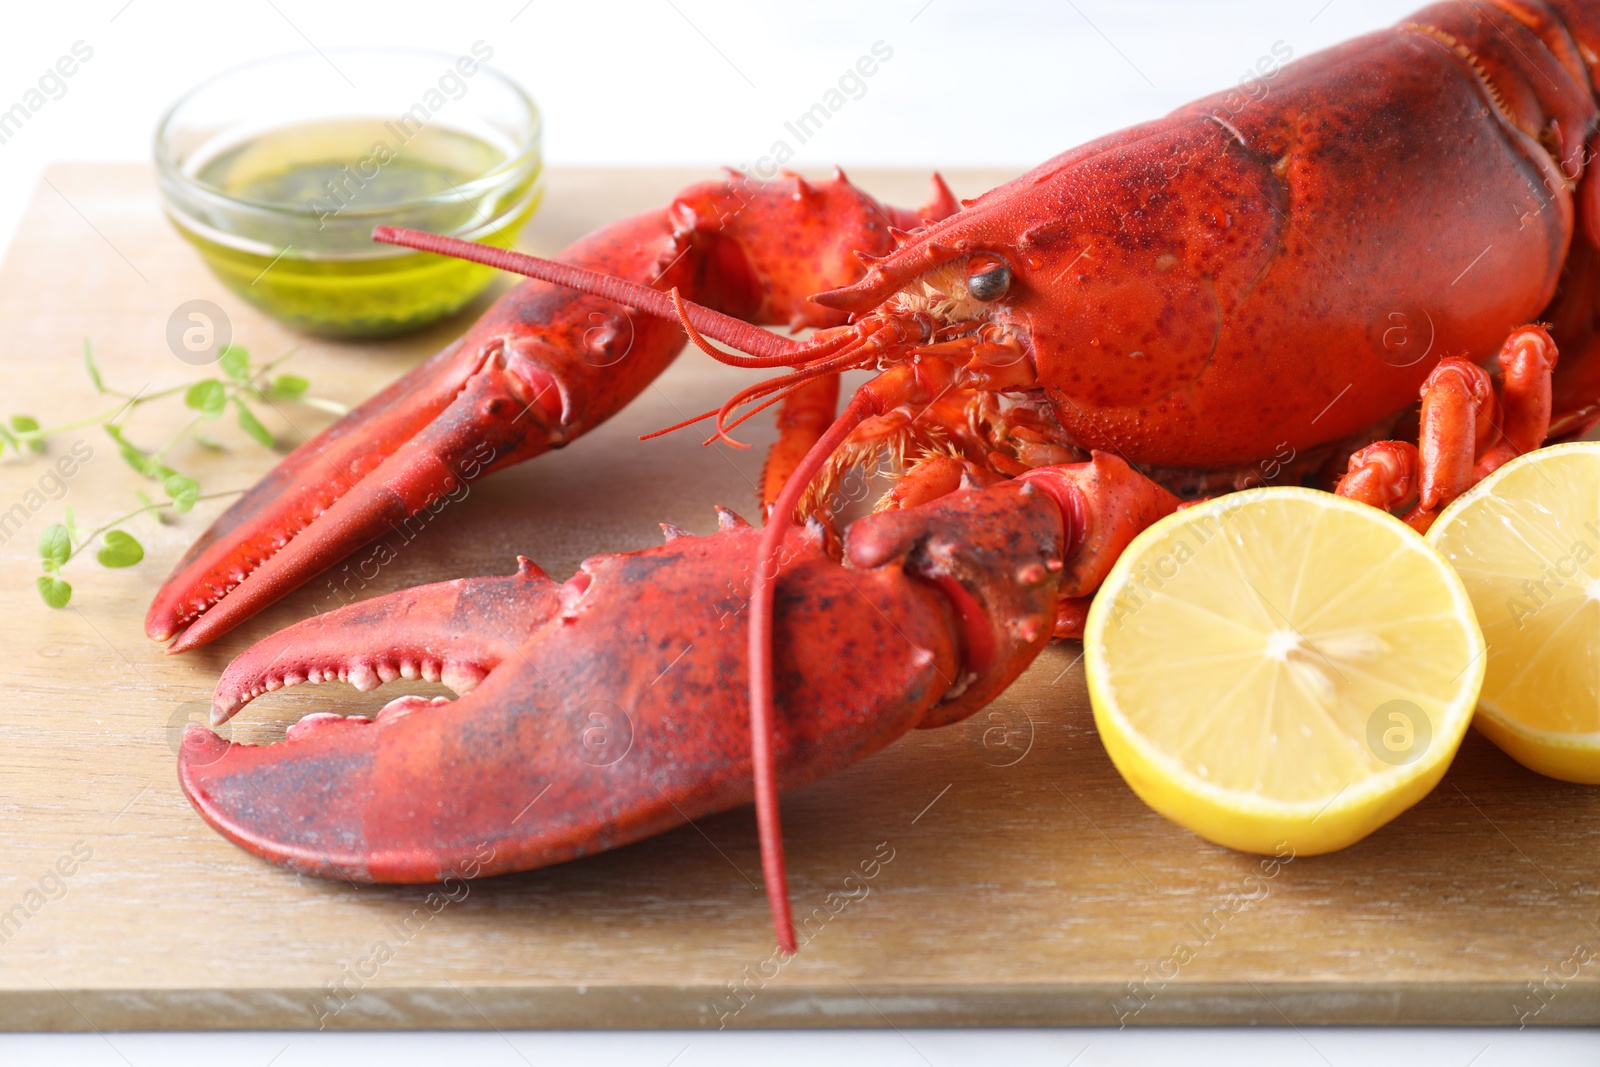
{"left": 0, "top": 163, "right": 1596, "bottom": 1030}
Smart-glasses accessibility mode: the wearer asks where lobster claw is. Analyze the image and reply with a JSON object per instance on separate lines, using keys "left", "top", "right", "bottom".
{"left": 148, "top": 343, "right": 561, "bottom": 653}
{"left": 178, "top": 483, "right": 1063, "bottom": 887}
{"left": 204, "top": 555, "right": 565, "bottom": 726}
{"left": 147, "top": 211, "right": 695, "bottom": 653}
{"left": 151, "top": 171, "right": 965, "bottom": 654}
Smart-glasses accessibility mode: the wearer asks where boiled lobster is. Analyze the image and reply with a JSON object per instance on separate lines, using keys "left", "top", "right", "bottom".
{"left": 166, "top": 0, "right": 1600, "bottom": 952}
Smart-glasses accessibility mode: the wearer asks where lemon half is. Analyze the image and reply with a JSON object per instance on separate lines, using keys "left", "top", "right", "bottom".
{"left": 1084, "top": 487, "right": 1485, "bottom": 855}
{"left": 1427, "top": 442, "right": 1600, "bottom": 783}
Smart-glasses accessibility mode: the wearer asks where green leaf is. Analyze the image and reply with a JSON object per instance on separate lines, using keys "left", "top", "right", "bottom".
{"left": 83, "top": 339, "right": 105, "bottom": 393}
{"left": 218, "top": 345, "right": 250, "bottom": 381}
{"left": 163, "top": 472, "right": 199, "bottom": 513}
{"left": 113, "top": 439, "right": 155, "bottom": 477}
{"left": 234, "top": 399, "right": 275, "bottom": 448}
{"left": 268, "top": 374, "right": 309, "bottom": 399}
{"left": 105, "top": 424, "right": 175, "bottom": 481}
{"left": 192, "top": 432, "right": 224, "bottom": 451}
{"left": 10, "top": 414, "right": 43, "bottom": 453}
{"left": 104, "top": 424, "right": 151, "bottom": 473}
{"left": 64, "top": 506, "right": 76, "bottom": 541}
{"left": 117, "top": 444, "right": 153, "bottom": 475}
{"left": 184, "top": 379, "right": 227, "bottom": 419}
{"left": 36, "top": 575, "right": 71, "bottom": 609}
{"left": 38, "top": 524, "right": 70, "bottom": 568}
{"left": 0, "top": 423, "right": 16, "bottom": 452}
{"left": 96, "top": 529, "right": 144, "bottom": 568}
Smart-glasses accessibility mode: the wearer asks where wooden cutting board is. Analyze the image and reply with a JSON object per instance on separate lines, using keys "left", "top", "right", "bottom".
{"left": 0, "top": 162, "right": 1596, "bottom": 1031}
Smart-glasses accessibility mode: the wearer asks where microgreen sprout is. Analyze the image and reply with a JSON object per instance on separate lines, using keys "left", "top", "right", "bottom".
{"left": 11, "top": 340, "right": 346, "bottom": 608}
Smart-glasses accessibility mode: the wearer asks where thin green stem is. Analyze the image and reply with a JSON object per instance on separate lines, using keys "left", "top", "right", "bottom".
{"left": 62, "top": 490, "right": 245, "bottom": 565}
{"left": 256, "top": 348, "right": 299, "bottom": 375}
{"left": 103, "top": 382, "right": 189, "bottom": 405}
{"left": 15, "top": 397, "right": 138, "bottom": 444}
{"left": 152, "top": 413, "right": 206, "bottom": 461}
{"left": 13, "top": 345, "right": 330, "bottom": 460}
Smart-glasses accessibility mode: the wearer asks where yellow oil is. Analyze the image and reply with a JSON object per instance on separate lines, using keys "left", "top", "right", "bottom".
{"left": 171, "top": 119, "right": 539, "bottom": 337}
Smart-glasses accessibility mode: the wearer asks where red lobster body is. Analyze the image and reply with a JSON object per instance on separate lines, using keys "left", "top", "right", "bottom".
{"left": 811, "top": 0, "right": 1598, "bottom": 473}
{"left": 166, "top": 1, "right": 1600, "bottom": 948}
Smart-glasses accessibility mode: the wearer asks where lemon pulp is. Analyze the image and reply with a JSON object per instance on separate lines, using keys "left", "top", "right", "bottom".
{"left": 1428, "top": 442, "right": 1600, "bottom": 783}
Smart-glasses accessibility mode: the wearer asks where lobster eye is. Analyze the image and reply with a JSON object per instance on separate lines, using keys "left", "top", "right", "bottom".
{"left": 966, "top": 258, "right": 1012, "bottom": 302}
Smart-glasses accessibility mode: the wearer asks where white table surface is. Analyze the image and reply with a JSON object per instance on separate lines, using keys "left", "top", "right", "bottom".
{"left": 2, "top": 0, "right": 1596, "bottom": 1061}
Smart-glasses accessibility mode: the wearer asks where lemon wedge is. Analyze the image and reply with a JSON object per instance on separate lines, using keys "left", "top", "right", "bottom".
{"left": 1427, "top": 442, "right": 1600, "bottom": 784}
{"left": 1084, "top": 487, "right": 1485, "bottom": 855}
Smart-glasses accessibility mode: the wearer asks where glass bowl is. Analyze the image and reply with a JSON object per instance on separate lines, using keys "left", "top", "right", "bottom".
{"left": 155, "top": 47, "right": 542, "bottom": 338}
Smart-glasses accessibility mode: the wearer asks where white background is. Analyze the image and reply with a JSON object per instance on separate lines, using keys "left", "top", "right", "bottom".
{"left": 2, "top": 1, "right": 1598, "bottom": 1063}
{"left": 0, "top": 0, "right": 1463, "bottom": 247}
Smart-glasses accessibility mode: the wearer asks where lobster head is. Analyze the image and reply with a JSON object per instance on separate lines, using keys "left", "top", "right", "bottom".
{"left": 799, "top": 149, "right": 1179, "bottom": 385}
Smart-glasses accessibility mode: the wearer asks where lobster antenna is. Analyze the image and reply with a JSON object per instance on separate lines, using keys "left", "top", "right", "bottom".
{"left": 705, "top": 380, "right": 808, "bottom": 445}
{"left": 707, "top": 352, "right": 865, "bottom": 447}
{"left": 670, "top": 287, "right": 860, "bottom": 369}
{"left": 637, "top": 353, "right": 854, "bottom": 445}
{"left": 748, "top": 387, "right": 878, "bottom": 955}
{"left": 372, "top": 227, "right": 802, "bottom": 366}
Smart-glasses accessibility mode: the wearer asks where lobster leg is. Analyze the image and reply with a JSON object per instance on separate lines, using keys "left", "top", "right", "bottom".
{"left": 800, "top": 383, "right": 998, "bottom": 520}
{"left": 149, "top": 172, "right": 958, "bottom": 652}
{"left": 1477, "top": 326, "right": 1559, "bottom": 473}
{"left": 1335, "top": 326, "right": 1558, "bottom": 530}
{"left": 761, "top": 373, "right": 840, "bottom": 518}
{"left": 1013, "top": 454, "right": 1181, "bottom": 640}
{"left": 1335, "top": 442, "right": 1420, "bottom": 514}
{"left": 1414, "top": 358, "right": 1498, "bottom": 521}
{"left": 881, "top": 454, "right": 989, "bottom": 512}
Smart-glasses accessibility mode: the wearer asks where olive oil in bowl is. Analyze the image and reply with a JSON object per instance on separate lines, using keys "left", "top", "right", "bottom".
{"left": 156, "top": 49, "right": 541, "bottom": 337}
